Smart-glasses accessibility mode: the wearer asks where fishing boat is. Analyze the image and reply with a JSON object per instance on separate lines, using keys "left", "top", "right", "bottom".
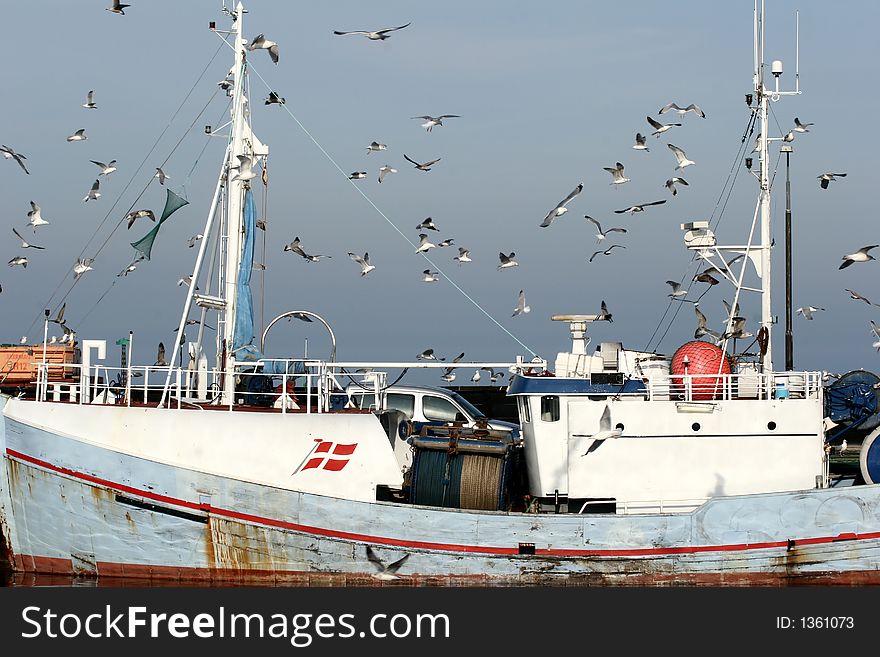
{"left": 2, "top": 1, "right": 880, "bottom": 585}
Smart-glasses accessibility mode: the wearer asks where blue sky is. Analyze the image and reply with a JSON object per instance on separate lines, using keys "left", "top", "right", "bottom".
{"left": 2, "top": 1, "right": 878, "bottom": 382}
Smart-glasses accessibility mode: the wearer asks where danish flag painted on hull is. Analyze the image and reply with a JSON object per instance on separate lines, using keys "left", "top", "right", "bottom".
{"left": 293, "top": 439, "right": 358, "bottom": 474}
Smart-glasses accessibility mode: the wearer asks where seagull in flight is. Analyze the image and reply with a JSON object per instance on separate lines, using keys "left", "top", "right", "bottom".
{"left": 585, "top": 216, "right": 627, "bottom": 243}
{"left": 186, "top": 233, "right": 203, "bottom": 248}
{"left": 659, "top": 102, "right": 706, "bottom": 118}
{"left": 82, "top": 90, "right": 97, "bottom": 109}
{"left": 66, "top": 129, "right": 87, "bottom": 142}
{"left": 247, "top": 34, "right": 279, "bottom": 64}
{"left": 125, "top": 209, "right": 155, "bottom": 229}
{"left": 91, "top": 159, "right": 117, "bottom": 176}
{"left": 378, "top": 165, "right": 397, "bottom": 183}
{"left": 796, "top": 306, "right": 825, "bottom": 320}
{"left": 497, "top": 252, "right": 518, "bottom": 270}
{"left": 614, "top": 200, "right": 666, "bottom": 215}
{"left": 417, "top": 349, "right": 437, "bottom": 360}
{"left": 589, "top": 245, "right": 625, "bottom": 263}
{"left": 13, "top": 227, "right": 45, "bottom": 250}
{"left": 667, "top": 144, "right": 696, "bottom": 170}
{"left": 264, "top": 91, "right": 285, "bottom": 106}
{"left": 8, "top": 256, "right": 28, "bottom": 268}
{"left": 539, "top": 183, "right": 583, "bottom": 227}
{"left": 694, "top": 305, "right": 721, "bottom": 341}
{"left": 581, "top": 405, "right": 622, "bottom": 456}
{"left": 438, "top": 238, "right": 455, "bottom": 248}
{"left": 817, "top": 172, "right": 846, "bottom": 189}
{"left": 348, "top": 171, "right": 367, "bottom": 180}
{"left": 647, "top": 115, "right": 681, "bottom": 137}
{"left": 512, "top": 290, "right": 530, "bottom": 317}
{"left": 694, "top": 270, "right": 720, "bottom": 286}
{"left": 454, "top": 248, "right": 472, "bottom": 264}
{"left": 415, "top": 233, "right": 436, "bottom": 253}
{"left": 840, "top": 245, "right": 877, "bottom": 269}
{"left": 871, "top": 321, "right": 880, "bottom": 351}
{"left": 845, "top": 289, "right": 880, "bottom": 306}
{"left": 232, "top": 155, "right": 255, "bottom": 181}
{"left": 1, "top": 145, "right": 29, "bottom": 174}
{"left": 73, "top": 258, "right": 95, "bottom": 280}
{"left": 665, "top": 177, "right": 689, "bottom": 196}
{"left": 155, "top": 167, "right": 169, "bottom": 185}
{"left": 334, "top": 23, "right": 412, "bottom": 41}
{"left": 411, "top": 114, "right": 460, "bottom": 132}
{"left": 348, "top": 252, "right": 375, "bottom": 276}
{"left": 603, "top": 162, "right": 630, "bottom": 186}
{"left": 416, "top": 217, "right": 438, "bottom": 231}
{"left": 154, "top": 342, "right": 167, "bottom": 367}
{"left": 598, "top": 300, "right": 613, "bottom": 322}
{"left": 403, "top": 153, "right": 441, "bottom": 171}
{"left": 722, "top": 316, "right": 753, "bottom": 340}
{"left": 83, "top": 179, "right": 101, "bottom": 202}
{"left": 366, "top": 141, "right": 387, "bottom": 154}
{"left": 285, "top": 237, "right": 331, "bottom": 262}
{"left": 793, "top": 117, "right": 813, "bottom": 133}
{"left": 632, "top": 132, "right": 649, "bottom": 152}
{"left": 421, "top": 269, "right": 440, "bottom": 283}
{"left": 27, "top": 202, "right": 49, "bottom": 230}
{"left": 106, "top": 0, "right": 130, "bottom": 15}
{"left": 667, "top": 280, "right": 687, "bottom": 298}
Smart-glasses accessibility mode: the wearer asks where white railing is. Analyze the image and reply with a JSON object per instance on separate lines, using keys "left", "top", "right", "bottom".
{"left": 643, "top": 370, "right": 823, "bottom": 402}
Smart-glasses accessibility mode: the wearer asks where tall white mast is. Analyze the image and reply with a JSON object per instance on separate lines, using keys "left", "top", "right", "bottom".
{"left": 756, "top": 0, "right": 773, "bottom": 372}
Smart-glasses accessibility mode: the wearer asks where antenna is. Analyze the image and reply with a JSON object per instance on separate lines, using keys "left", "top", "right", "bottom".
{"left": 795, "top": 10, "right": 800, "bottom": 93}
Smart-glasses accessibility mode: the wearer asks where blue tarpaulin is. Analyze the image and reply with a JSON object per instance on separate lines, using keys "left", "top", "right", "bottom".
{"left": 231, "top": 188, "right": 261, "bottom": 361}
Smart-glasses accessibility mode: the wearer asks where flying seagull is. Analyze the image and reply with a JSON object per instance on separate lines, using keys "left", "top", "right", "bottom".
{"left": 421, "top": 269, "right": 440, "bottom": 283}
{"left": 334, "top": 23, "right": 412, "bottom": 41}
{"left": 659, "top": 102, "right": 706, "bottom": 118}
{"left": 366, "top": 141, "right": 387, "bottom": 154}
{"left": 722, "top": 316, "right": 753, "bottom": 340}
{"left": 845, "top": 289, "right": 880, "bottom": 306}
{"left": 438, "top": 238, "right": 455, "bottom": 248}
{"left": 232, "top": 155, "right": 255, "bottom": 182}
{"left": 581, "top": 405, "right": 622, "bottom": 456}
{"left": 348, "top": 252, "right": 375, "bottom": 276}
{"left": 667, "top": 280, "right": 687, "bottom": 298}
{"left": 1, "top": 145, "right": 29, "bottom": 174}
{"left": 411, "top": 114, "right": 460, "bottom": 132}
{"left": 50, "top": 303, "right": 66, "bottom": 326}
{"left": 415, "top": 233, "right": 436, "bottom": 253}
{"left": 471, "top": 370, "right": 481, "bottom": 383}
{"left": 106, "top": 0, "right": 130, "bottom": 15}
{"left": 796, "top": 306, "right": 825, "bottom": 320}
{"left": 647, "top": 115, "right": 681, "bottom": 137}
{"left": 497, "top": 252, "right": 518, "bottom": 270}
{"left": 694, "top": 305, "right": 721, "bottom": 341}
{"left": 186, "top": 233, "right": 204, "bottom": 248}
{"left": 155, "top": 342, "right": 167, "bottom": 367}
{"left": 66, "top": 129, "right": 87, "bottom": 142}
{"left": 871, "top": 321, "right": 880, "bottom": 352}
{"left": 839, "top": 245, "right": 878, "bottom": 269}
{"left": 695, "top": 270, "right": 720, "bottom": 286}
{"left": 793, "top": 117, "right": 813, "bottom": 133}
{"left": 614, "top": 200, "right": 666, "bottom": 215}
{"left": 247, "top": 34, "right": 279, "bottom": 64}
{"left": 155, "top": 167, "right": 169, "bottom": 185}
{"left": 454, "top": 248, "right": 472, "bottom": 264}
{"left": 117, "top": 262, "right": 139, "bottom": 277}
{"left": 512, "top": 290, "right": 530, "bottom": 317}
{"left": 13, "top": 227, "right": 45, "bottom": 250}
{"left": 603, "top": 162, "right": 630, "bottom": 185}
{"left": 817, "top": 172, "right": 847, "bottom": 189}
{"left": 665, "top": 177, "right": 689, "bottom": 196}
{"left": 125, "top": 209, "right": 155, "bottom": 229}
{"left": 348, "top": 171, "right": 367, "bottom": 180}
{"left": 82, "top": 90, "right": 97, "bottom": 109}
{"left": 417, "top": 349, "right": 436, "bottom": 360}
{"left": 403, "top": 153, "right": 441, "bottom": 171}
{"left": 264, "top": 91, "right": 285, "bottom": 105}
{"left": 589, "top": 245, "right": 626, "bottom": 262}
{"left": 667, "top": 143, "right": 696, "bottom": 170}
{"left": 377, "top": 165, "right": 397, "bottom": 184}
{"left": 539, "top": 183, "right": 583, "bottom": 227}
{"left": 83, "top": 179, "right": 101, "bottom": 202}
{"left": 632, "top": 132, "right": 649, "bottom": 152}
{"left": 585, "top": 216, "right": 627, "bottom": 243}
{"left": 8, "top": 256, "right": 28, "bottom": 268}
{"left": 73, "top": 258, "right": 95, "bottom": 280}
{"left": 598, "top": 300, "right": 613, "bottom": 322}
{"left": 91, "top": 159, "right": 117, "bottom": 176}
{"left": 416, "top": 217, "right": 439, "bottom": 231}
{"left": 27, "top": 201, "right": 49, "bottom": 230}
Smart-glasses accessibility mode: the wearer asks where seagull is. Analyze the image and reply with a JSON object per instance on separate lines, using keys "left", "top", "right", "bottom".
{"left": 793, "top": 117, "right": 813, "bottom": 133}
{"left": 632, "top": 132, "right": 649, "bottom": 151}
{"left": 232, "top": 155, "right": 255, "bottom": 181}
{"left": 117, "top": 262, "right": 139, "bottom": 277}
{"left": 512, "top": 290, "right": 530, "bottom": 317}
{"left": 19, "top": 336, "right": 28, "bottom": 345}
{"left": 82, "top": 90, "right": 97, "bottom": 109}
{"left": 66, "top": 129, "right": 87, "bottom": 142}
{"left": 659, "top": 102, "right": 706, "bottom": 118}
{"left": 539, "top": 183, "right": 583, "bottom": 227}
{"left": 417, "top": 349, "right": 436, "bottom": 360}
{"left": 416, "top": 217, "right": 439, "bottom": 231}
{"left": 50, "top": 303, "right": 66, "bottom": 326}
{"left": 247, "top": 34, "right": 279, "bottom": 64}
{"left": 73, "top": 258, "right": 95, "bottom": 280}
{"left": 454, "top": 248, "right": 472, "bottom": 264}
{"left": 796, "top": 306, "right": 825, "bottom": 320}
{"left": 415, "top": 233, "right": 436, "bottom": 253}
{"left": 585, "top": 216, "right": 627, "bottom": 243}
{"left": 186, "top": 233, "right": 203, "bottom": 248}
{"left": 871, "top": 321, "right": 880, "bottom": 351}
{"left": 177, "top": 275, "right": 195, "bottom": 287}
{"left": 694, "top": 305, "right": 721, "bottom": 341}
{"left": 264, "top": 91, "right": 285, "bottom": 106}
{"left": 374, "top": 165, "right": 398, "bottom": 186}
{"left": 440, "top": 370, "right": 456, "bottom": 383}
{"left": 256, "top": 218, "right": 267, "bottom": 231}
{"left": 1, "top": 145, "right": 29, "bottom": 174}
{"left": 155, "top": 167, "right": 169, "bottom": 185}
{"left": 840, "top": 245, "right": 878, "bottom": 269}
{"left": 647, "top": 115, "right": 681, "bottom": 137}
{"left": 665, "top": 177, "right": 689, "bottom": 196}
{"left": 155, "top": 342, "right": 167, "bottom": 367}
{"left": 91, "top": 159, "right": 117, "bottom": 176}
{"left": 667, "top": 280, "right": 687, "bottom": 298}
{"left": 581, "top": 405, "right": 622, "bottom": 456}
{"left": 334, "top": 23, "right": 412, "bottom": 41}
{"left": 613, "top": 200, "right": 666, "bottom": 215}
{"left": 497, "top": 252, "right": 518, "bottom": 270}
{"left": 667, "top": 144, "right": 696, "bottom": 170}
{"left": 106, "top": 0, "right": 130, "bottom": 15}
{"left": 173, "top": 319, "right": 214, "bottom": 332}
{"left": 125, "top": 209, "right": 155, "bottom": 229}
{"left": 348, "top": 252, "right": 375, "bottom": 276}
{"left": 27, "top": 202, "right": 49, "bottom": 230}
{"left": 722, "top": 316, "right": 753, "bottom": 340}
{"left": 751, "top": 133, "right": 763, "bottom": 153}
{"left": 421, "top": 269, "right": 440, "bottom": 283}
{"left": 83, "top": 179, "right": 101, "bottom": 202}
{"left": 403, "top": 153, "right": 441, "bottom": 171}
{"left": 603, "top": 162, "right": 630, "bottom": 186}
{"left": 13, "top": 227, "right": 45, "bottom": 250}
{"left": 694, "top": 270, "right": 720, "bottom": 285}
{"left": 438, "top": 238, "right": 455, "bottom": 248}
{"left": 471, "top": 370, "right": 481, "bottom": 383}
{"left": 365, "top": 545, "right": 410, "bottom": 581}
{"left": 818, "top": 172, "right": 847, "bottom": 189}
{"left": 589, "top": 245, "right": 625, "bottom": 262}
{"left": 217, "top": 77, "right": 234, "bottom": 92}
{"left": 598, "top": 300, "right": 613, "bottom": 322}
{"left": 8, "top": 256, "right": 28, "bottom": 268}
{"left": 348, "top": 171, "right": 367, "bottom": 180}
{"left": 844, "top": 289, "right": 880, "bottom": 306}
{"left": 411, "top": 114, "right": 460, "bottom": 132}
{"left": 721, "top": 299, "right": 741, "bottom": 322}
{"left": 783, "top": 131, "right": 795, "bottom": 143}
{"left": 366, "top": 141, "right": 387, "bottom": 154}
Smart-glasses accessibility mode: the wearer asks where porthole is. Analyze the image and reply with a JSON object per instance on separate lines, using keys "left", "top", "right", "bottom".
{"left": 768, "top": 421, "right": 777, "bottom": 431}
{"left": 691, "top": 422, "right": 701, "bottom": 432}
{"left": 615, "top": 423, "right": 624, "bottom": 431}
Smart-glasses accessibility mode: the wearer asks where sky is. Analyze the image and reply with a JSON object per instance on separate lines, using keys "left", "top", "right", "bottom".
{"left": 2, "top": 0, "right": 879, "bottom": 384}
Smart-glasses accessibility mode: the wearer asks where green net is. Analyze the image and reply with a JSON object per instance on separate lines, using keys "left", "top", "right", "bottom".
{"left": 130, "top": 188, "right": 190, "bottom": 260}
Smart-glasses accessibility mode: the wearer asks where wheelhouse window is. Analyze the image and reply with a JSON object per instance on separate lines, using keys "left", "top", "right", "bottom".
{"left": 423, "top": 395, "right": 463, "bottom": 422}
{"left": 385, "top": 393, "right": 415, "bottom": 419}
{"left": 540, "top": 396, "right": 560, "bottom": 422}
{"left": 518, "top": 397, "right": 531, "bottom": 424}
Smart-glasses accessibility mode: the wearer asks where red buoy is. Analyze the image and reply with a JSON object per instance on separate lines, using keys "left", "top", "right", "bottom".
{"left": 670, "top": 341, "right": 731, "bottom": 400}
